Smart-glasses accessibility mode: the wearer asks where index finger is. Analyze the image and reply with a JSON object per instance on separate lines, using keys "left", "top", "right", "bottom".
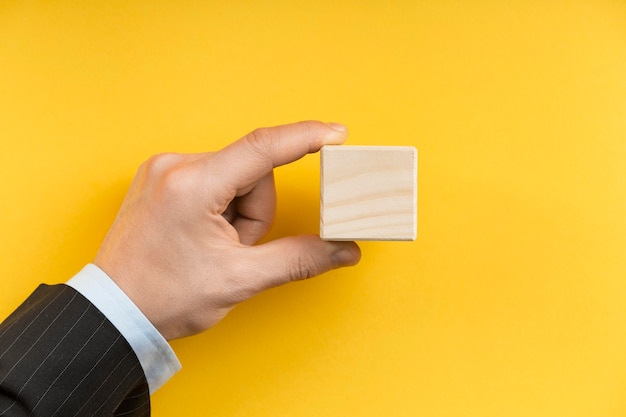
{"left": 210, "top": 120, "right": 348, "bottom": 195}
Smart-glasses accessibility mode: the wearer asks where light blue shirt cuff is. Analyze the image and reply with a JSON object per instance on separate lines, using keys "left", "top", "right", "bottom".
{"left": 67, "top": 263, "right": 181, "bottom": 394}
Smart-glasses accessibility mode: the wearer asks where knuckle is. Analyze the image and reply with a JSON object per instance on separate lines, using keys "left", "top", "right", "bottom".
{"left": 295, "top": 120, "right": 323, "bottom": 152}
{"left": 160, "top": 165, "right": 191, "bottom": 196}
{"left": 295, "top": 120, "right": 315, "bottom": 137}
{"left": 142, "top": 152, "right": 180, "bottom": 176}
{"left": 138, "top": 153, "right": 199, "bottom": 206}
{"left": 290, "top": 251, "right": 322, "bottom": 281}
{"left": 246, "top": 127, "right": 275, "bottom": 158}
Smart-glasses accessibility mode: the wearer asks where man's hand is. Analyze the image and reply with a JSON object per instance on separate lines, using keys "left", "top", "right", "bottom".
{"left": 94, "top": 121, "right": 361, "bottom": 340}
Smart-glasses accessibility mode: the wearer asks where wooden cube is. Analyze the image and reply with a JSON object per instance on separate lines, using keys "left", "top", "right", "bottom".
{"left": 320, "top": 145, "right": 417, "bottom": 241}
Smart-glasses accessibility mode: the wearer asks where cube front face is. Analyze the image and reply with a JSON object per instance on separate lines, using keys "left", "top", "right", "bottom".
{"left": 320, "top": 145, "right": 417, "bottom": 241}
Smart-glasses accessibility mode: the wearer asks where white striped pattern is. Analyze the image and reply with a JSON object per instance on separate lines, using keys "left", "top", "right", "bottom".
{"left": 0, "top": 285, "right": 150, "bottom": 417}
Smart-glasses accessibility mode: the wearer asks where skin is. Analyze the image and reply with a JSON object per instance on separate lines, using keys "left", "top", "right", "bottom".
{"left": 94, "top": 121, "right": 361, "bottom": 340}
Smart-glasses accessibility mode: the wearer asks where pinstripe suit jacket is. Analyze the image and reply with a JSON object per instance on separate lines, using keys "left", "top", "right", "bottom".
{"left": 0, "top": 284, "right": 150, "bottom": 417}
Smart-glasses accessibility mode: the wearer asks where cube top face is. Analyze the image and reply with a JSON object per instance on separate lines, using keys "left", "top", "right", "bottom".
{"left": 320, "top": 145, "right": 417, "bottom": 241}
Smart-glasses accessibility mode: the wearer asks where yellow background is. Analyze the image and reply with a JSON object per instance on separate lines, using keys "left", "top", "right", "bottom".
{"left": 1, "top": 1, "right": 625, "bottom": 416}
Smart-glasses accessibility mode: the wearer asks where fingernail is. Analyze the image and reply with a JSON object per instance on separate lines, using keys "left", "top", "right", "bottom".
{"left": 332, "top": 247, "right": 359, "bottom": 267}
{"left": 326, "top": 122, "right": 348, "bottom": 133}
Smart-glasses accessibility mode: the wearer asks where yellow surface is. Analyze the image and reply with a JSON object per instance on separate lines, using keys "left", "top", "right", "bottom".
{"left": 1, "top": 1, "right": 625, "bottom": 416}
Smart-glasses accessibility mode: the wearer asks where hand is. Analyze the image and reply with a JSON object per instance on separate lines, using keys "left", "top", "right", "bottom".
{"left": 94, "top": 121, "right": 361, "bottom": 340}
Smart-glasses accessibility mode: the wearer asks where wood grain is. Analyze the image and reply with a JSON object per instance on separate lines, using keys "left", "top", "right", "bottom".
{"left": 320, "top": 145, "right": 417, "bottom": 241}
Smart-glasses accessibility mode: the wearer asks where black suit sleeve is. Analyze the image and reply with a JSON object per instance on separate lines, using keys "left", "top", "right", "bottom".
{"left": 0, "top": 284, "right": 150, "bottom": 417}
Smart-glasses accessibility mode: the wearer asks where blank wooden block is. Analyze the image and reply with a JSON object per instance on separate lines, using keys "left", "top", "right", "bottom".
{"left": 320, "top": 145, "right": 417, "bottom": 241}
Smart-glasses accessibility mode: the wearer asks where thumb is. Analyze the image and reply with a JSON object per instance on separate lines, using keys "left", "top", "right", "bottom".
{"left": 246, "top": 235, "right": 360, "bottom": 292}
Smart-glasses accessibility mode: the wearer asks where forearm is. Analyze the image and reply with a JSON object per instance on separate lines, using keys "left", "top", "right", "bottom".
{"left": 0, "top": 284, "right": 149, "bottom": 417}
